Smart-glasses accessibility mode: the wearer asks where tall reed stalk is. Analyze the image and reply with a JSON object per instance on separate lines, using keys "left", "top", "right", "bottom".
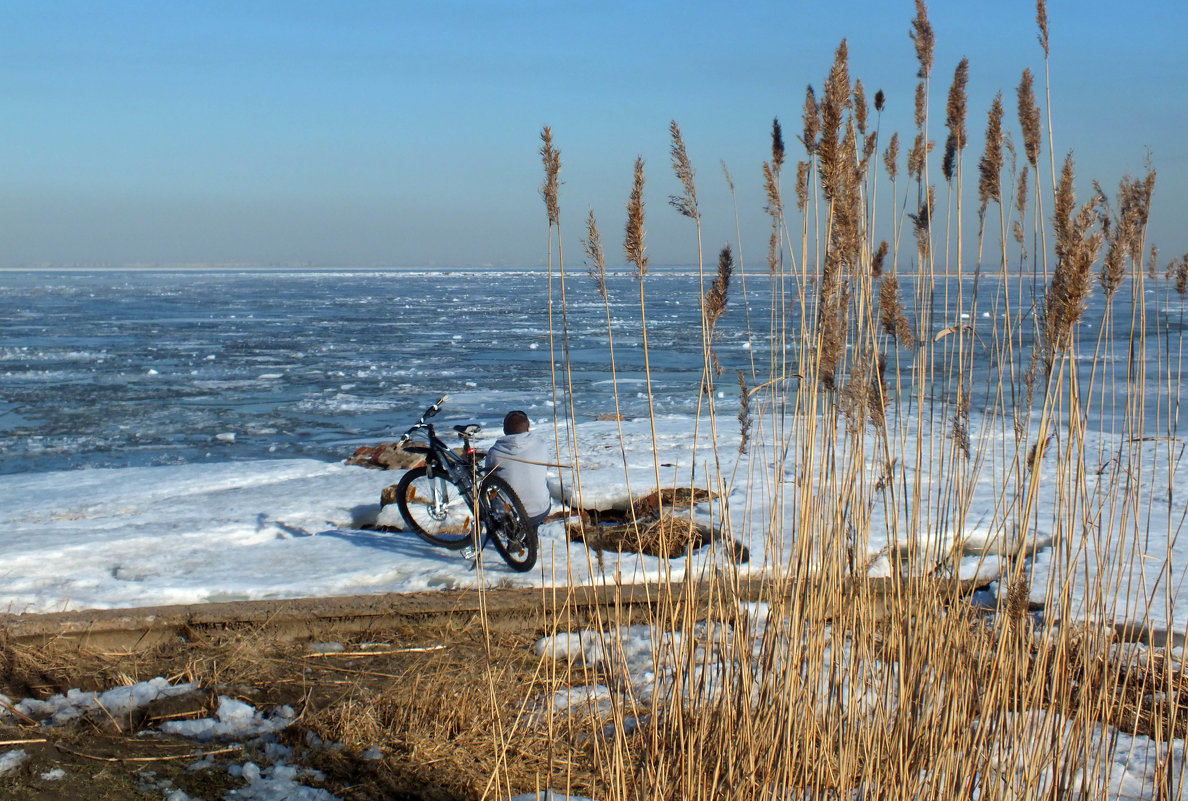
{"left": 624, "top": 156, "right": 664, "bottom": 514}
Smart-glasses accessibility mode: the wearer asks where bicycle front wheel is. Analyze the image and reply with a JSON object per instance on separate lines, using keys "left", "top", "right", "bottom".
{"left": 480, "top": 474, "right": 538, "bottom": 572}
{"left": 395, "top": 466, "right": 476, "bottom": 550}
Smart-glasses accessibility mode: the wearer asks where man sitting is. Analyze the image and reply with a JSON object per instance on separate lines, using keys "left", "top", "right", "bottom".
{"left": 484, "top": 410, "right": 550, "bottom": 528}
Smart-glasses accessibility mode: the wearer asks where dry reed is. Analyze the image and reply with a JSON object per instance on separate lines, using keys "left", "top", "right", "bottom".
{"left": 539, "top": 127, "right": 560, "bottom": 227}
{"left": 977, "top": 92, "right": 1005, "bottom": 217}
{"left": 910, "top": 0, "right": 935, "bottom": 79}
{"left": 871, "top": 239, "right": 888, "bottom": 278}
{"left": 883, "top": 132, "right": 900, "bottom": 181}
{"left": 624, "top": 158, "right": 647, "bottom": 278}
{"left": 942, "top": 58, "right": 969, "bottom": 183}
{"left": 1036, "top": 0, "right": 1050, "bottom": 56}
{"left": 1044, "top": 153, "right": 1104, "bottom": 357}
{"left": 737, "top": 371, "right": 751, "bottom": 455}
{"left": 879, "top": 274, "right": 916, "bottom": 348}
{"left": 802, "top": 85, "right": 820, "bottom": 156}
{"left": 668, "top": 120, "right": 699, "bottom": 221}
{"left": 476, "top": 3, "right": 1186, "bottom": 799}
{"left": 1017, "top": 68, "right": 1042, "bottom": 169}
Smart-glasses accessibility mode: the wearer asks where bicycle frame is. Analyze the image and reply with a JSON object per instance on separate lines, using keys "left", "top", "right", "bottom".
{"left": 398, "top": 396, "right": 498, "bottom": 549}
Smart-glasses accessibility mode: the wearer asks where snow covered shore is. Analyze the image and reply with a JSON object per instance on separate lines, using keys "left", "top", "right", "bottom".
{"left": 2, "top": 412, "right": 1186, "bottom": 637}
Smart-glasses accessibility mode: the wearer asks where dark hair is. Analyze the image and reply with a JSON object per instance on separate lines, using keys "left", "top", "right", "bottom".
{"left": 503, "top": 410, "right": 530, "bottom": 435}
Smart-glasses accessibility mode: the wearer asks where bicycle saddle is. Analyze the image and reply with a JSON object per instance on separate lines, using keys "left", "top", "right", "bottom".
{"left": 454, "top": 424, "right": 481, "bottom": 437}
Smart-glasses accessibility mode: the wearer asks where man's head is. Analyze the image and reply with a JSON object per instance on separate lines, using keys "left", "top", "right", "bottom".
{"left": 503, "top": 410, "right": 530, "bottom": 435}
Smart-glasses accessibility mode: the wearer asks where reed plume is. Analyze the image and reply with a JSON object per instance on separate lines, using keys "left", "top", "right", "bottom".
{"left": 737, "top": 371, "right": 751, "bottom": 455}
{"left": 831, "top": 119, "right": 862, "bottom": 270}
{"left": 1014, "top": 167, "right": 1030, "bottom": 259}
{"left": 703, "top": 245, "right": 735, "bottom": 378}
{"left": 909, "top": 184, "right": 936, "bottom": 259}
{"left": 1053, "top": 153, "right": 1075, "bottom": 253}
{"left": 910, "top": 0, "right": 935, "bottom": 79}
{"left": 795, "top": 161, "right": 810, "bottom": 212}
{"left": 802, "top": 85, "right": 820, "bottom": 156}
{"left": 668, "top": 121, "right": 699, "bottom": 221}
{"left": 818, "top": 109, "right": 863, "bottom": 378}
{"left": 871, "top": 240, "right": 888, "bottom": 278}
{"left": 818, "top": 39, "right": 851, "bottom": 201}
{"left": 907, "top": 132, "right": 929, "bottom": 182}
{"left": 764, "top": 163, "right": 783, "bottom": 281}
{"left": 1044, "top": 153, "right": 1104, "bottom": 355}
{"left": 1098, "top": 171, "right": 1155, "bottom": 296}
{"left": 913, "top": 81, "right": 927, "bottom": 132}
{"left": 942, "top": 140, "right": 956, "bottom": 185}
{"left": 1147, "top": 244, "right": 1159, "bottom": 280}
{"left": 977, "top": 93, "right": 1005, "bottom": 217}
{"left": 853, "top": 79, "right": 868, "bottom": 136}
{"left": 704, "top": 244, "right": 734, "bottom": 333}
{"left": 871, "top": 353, "right": 887, "bottom": 428}
{"left": 819, "top": 281, "right": 851, "bottom": 389}
{"left": 879, "top": 274, "right": 916, "bottom": 348}
{"left": 841, "top": 351, "right": 880, "bottom": 434}
{"left": 1036, "top": 0, "right": 1050, "bottom": 56}
{"left": 583, "top": 209, "right": 606, "bottom": 299}
{"left": 874, "top": 88, "right": 885, "bottom": 113}
{"left": 1016, "top": 163, "right": 1029, "bottom": 217}
{"left": 763, "top": 147, "right": 782, "bottom": 282}
{"left": 1100, "top": 224, "right": 1125, "bottom": 299}
{"left": 862, "top": 130, "right": 878, "bottom": 167}
{"left": 1177, "top": 255, "right": 1188, "bottom": 296}
{"left": 884, "top": 133, "right": 900, "bottom": 181}
{"left": 1017, "top": 69, "right": 1042, "bottom": 169}
{"left": 942, "top": 58, "right": 970, "bottom": 183}
{"left": 855, "top": 81, "right": 878, "bottom": 165}
{"left": 771, "top": 118, "right": 786, "bottom": 172}
{"left": 763, "top": 162, "right": 782, "bottom": 220}
{"left": 625, "top": 157, "right": 648, "bottom": 278}
{"left": 540, "top": 127, "right": 561, "bottom": 226}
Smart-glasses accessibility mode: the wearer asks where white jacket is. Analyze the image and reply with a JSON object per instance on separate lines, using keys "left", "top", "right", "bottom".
{"left": 484, "top": 431, "right": 551, "bottom": 519}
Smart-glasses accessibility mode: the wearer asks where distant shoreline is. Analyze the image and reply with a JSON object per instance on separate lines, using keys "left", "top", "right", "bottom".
{"left": 0, "top": 264, "right": 1011, "bottom": 279}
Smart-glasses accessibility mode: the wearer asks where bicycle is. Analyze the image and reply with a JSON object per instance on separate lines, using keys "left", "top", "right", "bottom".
{"left": 387, "top": 395, "right": 538, "bottom": 572}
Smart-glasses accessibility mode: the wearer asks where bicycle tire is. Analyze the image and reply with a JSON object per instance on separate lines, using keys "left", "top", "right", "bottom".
{"left": 395, "top": 465, "right": 477, "bottom": 550}
{"left": 479, "top": 474, "right": 538, "bottom": 572}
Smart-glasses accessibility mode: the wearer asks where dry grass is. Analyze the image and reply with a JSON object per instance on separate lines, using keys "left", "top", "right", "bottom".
{"left": 1, "top": 612, "right": 586, "bottom": 800}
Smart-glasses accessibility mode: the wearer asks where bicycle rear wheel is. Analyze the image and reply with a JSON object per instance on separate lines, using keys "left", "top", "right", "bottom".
{"left": 480, "top": 474, "right": 538, "bottom": 572}
{"left": 395, "top": 466, "right": 476, "bottom": 550}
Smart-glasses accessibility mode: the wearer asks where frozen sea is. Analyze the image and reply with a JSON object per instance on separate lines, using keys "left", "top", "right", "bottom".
{"left": 0, "top": 268, "right": 753, "bottom": 473}
{"left": 1, "top": 268, "right": 1186, "bottom": 633}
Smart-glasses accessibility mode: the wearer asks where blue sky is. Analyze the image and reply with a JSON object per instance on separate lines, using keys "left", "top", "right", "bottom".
{"left": 2, "top": 1, "right": 1184, "bottom": 269}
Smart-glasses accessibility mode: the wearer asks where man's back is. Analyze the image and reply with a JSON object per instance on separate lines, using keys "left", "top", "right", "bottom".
{"left": 485, "top": 431, "right": 550, "bottom": 521}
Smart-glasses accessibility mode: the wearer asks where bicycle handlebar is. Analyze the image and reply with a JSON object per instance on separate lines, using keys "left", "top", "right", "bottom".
{"left": 396, "top": 395, "right": 451, "bottom": 446}
{"left": 423, "top": 394, "right": 448, "bottom": 420}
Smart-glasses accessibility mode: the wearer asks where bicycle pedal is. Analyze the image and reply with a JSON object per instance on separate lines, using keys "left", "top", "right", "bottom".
{"left": 460, "top": 545, "right": 477, "bottom": 561}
